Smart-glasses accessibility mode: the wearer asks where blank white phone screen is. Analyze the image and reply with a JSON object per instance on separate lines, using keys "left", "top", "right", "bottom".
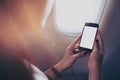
{"left": 80, "top": 26, "right": 97, "bottom": 49}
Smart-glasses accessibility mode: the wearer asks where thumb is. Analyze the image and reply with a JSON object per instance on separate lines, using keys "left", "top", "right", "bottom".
{"left": 73, "top": 51, "right": 85, "bottom": 59}
{"left": 93, "top": 40, "right": 99, "bottom": 52}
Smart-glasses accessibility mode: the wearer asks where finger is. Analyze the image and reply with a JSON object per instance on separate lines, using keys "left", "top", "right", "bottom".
{"left": 96, "top": 39, "right": 100, "bottom": 49}
{"left": 74, "top": 44, "right": 79, "bottom": 49}
{"left": 93, "top": 41, "right": 99, "bottom": 51}
{"left": 92, "top": 41, "right": 99, "bottom": 52}
{"left": 68, "top": 35, "right": 81, "bottom": 50}
{"left": 73, "top": 51, "right": 86, "bottom": 58}
{"left": 97, "top": 30, "right": 104, "bottom": 49}
{"left": 73, "top": 49, "right": 82, "bottom": 54}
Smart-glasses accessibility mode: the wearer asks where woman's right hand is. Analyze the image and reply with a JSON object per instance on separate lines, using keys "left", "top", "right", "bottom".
{"left": 88, "top": 31, "right": 105, "bottom": 68}
{"left": 88, "top": 31, "right": 105, "bottom": 80}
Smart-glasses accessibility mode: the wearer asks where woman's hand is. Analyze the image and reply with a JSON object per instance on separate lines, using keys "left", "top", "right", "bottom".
{"left": 54, "top": 36, "right": 86, "bottom": 73}
{"left": 88, "top": 31, "right": 105, "bottom": 80}
{"left": 88, "top": 31, "right": 105, "bottom": 68}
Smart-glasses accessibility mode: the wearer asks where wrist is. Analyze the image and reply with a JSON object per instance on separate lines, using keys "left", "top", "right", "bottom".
{"left": 88, "top": 62, "right": 101, "bottom": 80}
{"left": 54, "top": 60, "right": 66, "bottom": 73}
{"left": 51, "top": 67, "right": 61, "bottom": 78}
{"left": 88, "top": 62, "right": 101, "bottom": 71}
{"left": 88, "top": 57, "right": 102, "bottom": 68}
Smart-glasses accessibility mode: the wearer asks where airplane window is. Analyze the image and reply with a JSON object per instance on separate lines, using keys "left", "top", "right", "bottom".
{"left": 55, "top": 0, "right": 106, "bottom": 36}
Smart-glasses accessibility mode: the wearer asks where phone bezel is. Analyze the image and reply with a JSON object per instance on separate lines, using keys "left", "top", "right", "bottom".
{"left": 79, "top": 22, "right": 99, "bottom": 53}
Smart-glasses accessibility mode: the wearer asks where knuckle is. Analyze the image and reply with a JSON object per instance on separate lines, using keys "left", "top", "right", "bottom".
{"left": 67, "top": 47, "right": 70, "bottom": 50}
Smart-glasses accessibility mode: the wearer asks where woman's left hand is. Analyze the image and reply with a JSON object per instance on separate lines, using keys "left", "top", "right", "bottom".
{"left": 54, "top": 36, "right": 86, "bottom": 73}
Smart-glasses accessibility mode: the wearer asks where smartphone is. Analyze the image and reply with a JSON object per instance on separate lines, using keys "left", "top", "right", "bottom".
{"left": 79, "top": 22, "right": 99, "bottom": 53}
